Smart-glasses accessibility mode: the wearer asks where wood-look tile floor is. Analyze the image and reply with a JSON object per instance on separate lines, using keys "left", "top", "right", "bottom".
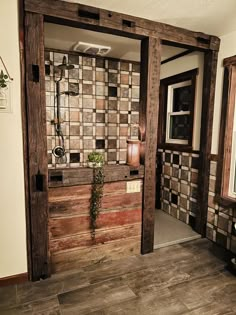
{"left": 1, "top": 239, "right": 236, "bottom": 315}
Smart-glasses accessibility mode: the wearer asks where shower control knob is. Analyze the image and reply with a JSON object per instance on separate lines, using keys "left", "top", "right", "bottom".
{"left": 52, "top": 146, "right": 65, "bottom": 158}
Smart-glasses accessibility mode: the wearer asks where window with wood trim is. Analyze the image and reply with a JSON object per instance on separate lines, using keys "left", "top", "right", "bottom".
{"left": 216, "top": 55, "right": 236, "bottom": 205}
{"left": 159, "top": 69, "right": 198, "bottom": 149}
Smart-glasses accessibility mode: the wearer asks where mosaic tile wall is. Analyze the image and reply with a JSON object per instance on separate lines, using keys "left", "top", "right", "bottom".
{"left": 206, "top": 160, "right": 236, "bottom": 254}
{"left": 158, "top": 149, "right": 200, "bottom": 227}
{"left": 45, "top": 50, "right": 140, "bottom": 168}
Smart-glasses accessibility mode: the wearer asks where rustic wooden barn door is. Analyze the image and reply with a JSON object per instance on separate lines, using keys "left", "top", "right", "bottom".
{"left": 24, "top": 12, "right": 50, "bottom": 281}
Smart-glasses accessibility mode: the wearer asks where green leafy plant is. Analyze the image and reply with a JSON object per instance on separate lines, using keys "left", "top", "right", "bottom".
{"left": 90, "top": 167, "right": 104, "bottom": 240}
{"left": 88, "top": 151, "right": 104, "bottom": 165}
{"left": 0, "top": 70, "right": 9, "bottom": 88}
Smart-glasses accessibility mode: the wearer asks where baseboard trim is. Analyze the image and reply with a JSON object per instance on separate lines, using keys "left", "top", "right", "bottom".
{"left": 0, "top": 273, "right": 28, "bottom": 287}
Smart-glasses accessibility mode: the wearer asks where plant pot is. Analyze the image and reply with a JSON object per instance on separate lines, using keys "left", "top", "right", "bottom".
{"left": 88, "top": 161, "right": 103, "bottom": 168}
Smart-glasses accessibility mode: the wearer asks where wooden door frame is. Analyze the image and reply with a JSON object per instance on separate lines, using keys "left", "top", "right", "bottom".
{"left": 19, "top": 0, "right": 220, "bottom": 280}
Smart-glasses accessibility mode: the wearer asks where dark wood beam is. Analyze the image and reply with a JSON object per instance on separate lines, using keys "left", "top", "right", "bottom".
{"left": 161, "top": 49, "right": 194, "bottom": 65}
{"left": 24, "top": 0, "right": 220, "bottom": 51}
{"left": 196, "top": 50, "right": 218, "bottom": 235}
{"left": 19, "top": 0, "right": 32, "bottom": 281}
{"left": 140, "top": 37, "right": 161, "bottom": 254}
{"left": 25, "top": 12, "right": 50, "bottom": 281}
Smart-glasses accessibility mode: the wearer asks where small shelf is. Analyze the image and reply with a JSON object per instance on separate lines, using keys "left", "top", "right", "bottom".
{"left": 48, "top": 164, "right": 144, "bottom": 187}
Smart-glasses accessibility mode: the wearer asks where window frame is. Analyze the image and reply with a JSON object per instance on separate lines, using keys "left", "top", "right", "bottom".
{"left": 216, "top": 55, "right": 236, "bottom": 206}
{"left": 159, "top": 68, "right": 198, "bottom": 151}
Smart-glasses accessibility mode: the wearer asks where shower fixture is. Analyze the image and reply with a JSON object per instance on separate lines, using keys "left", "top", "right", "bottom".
{"left": 52, "top": 56, "right": 79, "bottom": 163}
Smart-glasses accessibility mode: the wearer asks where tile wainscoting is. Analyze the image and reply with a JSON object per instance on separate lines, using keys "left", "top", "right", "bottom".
{"left": 158, "top": 149, "right": 200, "bottom": 228}
{"left": 206, "top": 160, "right": 236, "bottom": 254}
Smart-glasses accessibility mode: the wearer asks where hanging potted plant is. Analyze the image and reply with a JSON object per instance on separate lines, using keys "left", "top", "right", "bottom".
{"left": 88, "top": 151, "right": 105, "bottom": 240}
{"left": 0, "top": 70, "right": 9, "bottom": 88}
{"left": 88, "top": 151, "right": 104, "bottom": 168}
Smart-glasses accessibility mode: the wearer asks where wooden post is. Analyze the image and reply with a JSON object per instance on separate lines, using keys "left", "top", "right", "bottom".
{"left": 196, "top": 50, "right": 218, "bottom": 235}
{"left": 25, "top": 12, "right": 50, "bottom": 280}
{"left": 140, "top": 37, "right": 161, "bottom": 254}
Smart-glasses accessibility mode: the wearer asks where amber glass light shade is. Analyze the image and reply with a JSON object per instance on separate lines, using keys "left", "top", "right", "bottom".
{"left": 127, "top": 139, "right": 140, "bottom": 167}
{"left": 140, "top": 141, "right": 145, "bottom": 164}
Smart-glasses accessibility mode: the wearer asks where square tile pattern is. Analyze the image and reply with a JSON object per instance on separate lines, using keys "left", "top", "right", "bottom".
{"left": 206, "top": 160, "right": 236, "bottom": 254}
{"left": 158, "top": 149, "right": 200, "bottom": 228}
{"left": 45, "top": 51, "right": 140, "bottom": 168}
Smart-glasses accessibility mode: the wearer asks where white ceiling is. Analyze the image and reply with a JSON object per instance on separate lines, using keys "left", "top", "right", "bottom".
{"left": 62, "top": 0, "right": 236, "bottom": 36}
{"left": 45, "top": 23, "right": 186, "bottom": 61}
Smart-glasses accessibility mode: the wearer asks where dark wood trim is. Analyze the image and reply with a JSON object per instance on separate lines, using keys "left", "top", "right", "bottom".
{"left": 48, "top": 165, "right": 144, "bottom": 187}
{"left": 158, "top": 68, "right": 198, "bottom": 149}
{"left": 214, "top": 194, "right": 236, "bottom": 208}
{"left": 19, "top": 0, "right": 31, "bottom": 281}
{"left": 24, "top": 0, "right": 220, "bottom": 51}
{"left": 215, "top": 67, "right": 230, "bottom": 199}
{"left": 25, "top": 12, "right": 50, "bottom": 281}
{"left": 196, "top": 50, "right": 218, "bottom": 235}
{"left": 140, "top": 37, "right": 161, "bottom": 254}
{"left": 0, "top": 273, "right": 28, "bottom": 287}
{"left": 45, "top": 47, "right": 140, "bottom": 65}
{"left": 160, "top": 68, "right": 199, "bottom": 86}
{"left": 223, "top": 54, "right": 236, "bottom": 67}
{"left": 161, "top": 49, "right": 194, "bottom": 65}
{"left": 215, "top": 59, "right": 236, "bottom": 207}
{"left": 158, "top": 143, "right": 199, "bottom": 154}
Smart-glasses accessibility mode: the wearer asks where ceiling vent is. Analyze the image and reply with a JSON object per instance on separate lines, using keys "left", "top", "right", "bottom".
{"left": 72, "top": 41, "right": 111, "bottom": 56}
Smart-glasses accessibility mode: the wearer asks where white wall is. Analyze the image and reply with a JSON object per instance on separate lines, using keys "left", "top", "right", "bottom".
{"left": 0, "top": 1, "right": 27, "bottom": 277}
{"left": 160, "top": 52, "right": 204, "bottom": 151}
{"left": 211, "top": 30, "right": 236, "bottom": 154}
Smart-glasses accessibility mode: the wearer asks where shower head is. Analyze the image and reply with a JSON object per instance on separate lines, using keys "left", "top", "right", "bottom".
{"left": 58, "top": 63, "right": 74, "bottom": 71}
{"left": 57, "top": 56, "right": 75, "bottom": 71}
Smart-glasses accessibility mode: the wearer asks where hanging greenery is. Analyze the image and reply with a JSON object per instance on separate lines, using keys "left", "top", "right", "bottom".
{"left": 0, "top": 70, "right": 9, "bottom": 89}
{"left": 90, "top": 165, "right": 104, "bottom": 240}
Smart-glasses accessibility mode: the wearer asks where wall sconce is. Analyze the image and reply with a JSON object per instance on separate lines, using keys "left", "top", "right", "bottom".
{"left": 127, "top": 139, "right": 140, "bottom": 168}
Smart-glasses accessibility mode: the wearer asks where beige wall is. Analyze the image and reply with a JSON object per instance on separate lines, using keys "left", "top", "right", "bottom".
{"left": 0, "top": 1, "right": 27, "bottom": 277}
{"left": 211, "top": 30, "right": 236, "bottom": 154}
{"left": 160, "top": 52, "right": 204, "bottom": 151}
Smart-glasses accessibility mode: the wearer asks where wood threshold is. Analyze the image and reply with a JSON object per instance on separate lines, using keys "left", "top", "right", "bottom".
{"left": 0, "top": 273, "right": 28, "bottom": 287}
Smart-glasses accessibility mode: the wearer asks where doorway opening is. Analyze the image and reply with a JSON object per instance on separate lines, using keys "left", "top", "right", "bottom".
{"left": 21, "top": 0, "right": 219, "bottom": 280}
{"left": 154, "top": 43, "right": 204, "bottom": 249}
{"left": 44, "top": 22, "right": 144, "bottom": 273}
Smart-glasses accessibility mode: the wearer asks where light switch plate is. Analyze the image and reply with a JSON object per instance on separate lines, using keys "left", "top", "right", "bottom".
{"left": 0, "top": 83, "right": 12, "bottom": 113}
{"left": 126, "top": 180, "right": 141, "bottom": 193}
